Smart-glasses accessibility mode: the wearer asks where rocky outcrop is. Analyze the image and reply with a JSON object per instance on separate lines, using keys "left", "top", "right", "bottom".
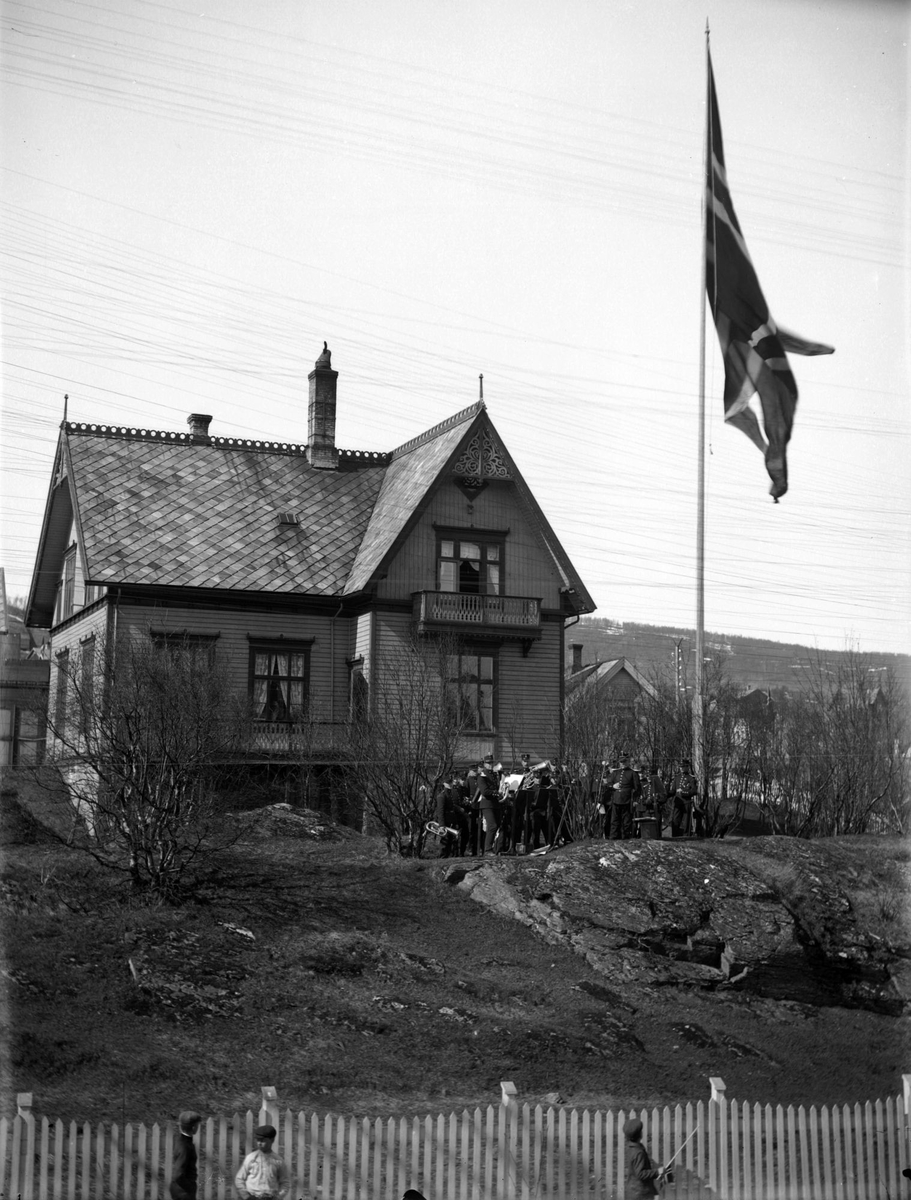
{"left": 439, "top": 838, "right": 909, "bottom": 1015}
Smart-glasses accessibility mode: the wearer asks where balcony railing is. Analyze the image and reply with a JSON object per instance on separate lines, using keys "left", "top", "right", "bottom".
{"left": 414, "top": 591, "right": 541, "bottom": 637}
{"left": 248, "top": 721, "right": 350, "bottom": 756}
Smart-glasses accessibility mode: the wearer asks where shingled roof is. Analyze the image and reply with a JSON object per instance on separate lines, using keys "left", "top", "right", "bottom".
{"left": 66, "top": 430, "right": 386, "bottom": 595}
{"left": 27, "top": 392, "right": 594, "bottom": 625}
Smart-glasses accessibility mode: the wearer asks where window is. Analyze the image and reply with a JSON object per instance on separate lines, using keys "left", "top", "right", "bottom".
{"left": 250, "top": 644, "right": 309, "bottom": 723}
{"left": 54, "top": 649, "right": 69, "bottom": 737}
{"left": 350, "top": 665, "right": 369, "bottom": 723}
{"left": 55, "top": 547, "right": 76, "bottom": 624}
{"left": 438, "top": 538, "right": 502, "bottom": 595}
{"left": 151, "top": 631, "right": 218, "bottom": 662}
{"left": 79, "top": 637, "right": 95, "bottom": 735}
{"left": 447, "top": 651, "right": 496, "bottom": 732}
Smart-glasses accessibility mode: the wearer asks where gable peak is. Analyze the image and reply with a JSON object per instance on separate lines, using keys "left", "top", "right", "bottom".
{"left": 453, "top": 423, "right": 511, "bottom": 482}
{"left": 390, "top": 400, "right": 484, "bottom": 461}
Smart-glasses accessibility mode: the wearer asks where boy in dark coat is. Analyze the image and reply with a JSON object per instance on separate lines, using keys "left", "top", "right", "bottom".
{"left": 623, "top": 1117, "right": 669, "bottom": 1198}
{"left": 170, "top": 1110, "right": 202, "bottom": 1200}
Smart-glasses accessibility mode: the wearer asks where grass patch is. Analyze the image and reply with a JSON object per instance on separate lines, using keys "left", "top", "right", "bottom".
{"left": 2, "top": 821, "right": 908, "bottom": 1122}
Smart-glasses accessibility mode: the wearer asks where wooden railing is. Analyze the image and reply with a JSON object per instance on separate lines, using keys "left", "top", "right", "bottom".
{"left": 247, "top": 721, "right": 349, "bottom": 755}
{"left": 4, "top": 1078, "right": 910, "bottom": 1199}
{"left": 415, "top": 592, "right": 541, "bottom": 635}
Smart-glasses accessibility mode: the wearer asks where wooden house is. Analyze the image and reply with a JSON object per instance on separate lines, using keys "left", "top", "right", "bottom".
{"left": 0, "top": 568, "right": 49, "bottom": 766}
{"left": 26, "top": 344, "right": 595, "bottom": 798}
{"left": 564, "top": 645, "right": 659, "bottom": 760}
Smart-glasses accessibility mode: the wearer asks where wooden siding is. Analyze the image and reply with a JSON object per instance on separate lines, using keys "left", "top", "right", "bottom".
{"left": 497, "top": 620, "right": 563, "bottom": 764}
{"left": 48, "top": 603, "right": 110, "bottom": 753}
{"left": 354, "top": 612, "right": 373, "bottom": 681}
{"left": 372, "top": 609, "right": 563, "bottom": 766}
{"left": 48, "top": 521, "right": 107, "bottom": 628}
{"left": 113, "top": 603, "right": 355, "bottom": 721}
{"left": 376, "top": 481, "right": 566, "bottom": 607}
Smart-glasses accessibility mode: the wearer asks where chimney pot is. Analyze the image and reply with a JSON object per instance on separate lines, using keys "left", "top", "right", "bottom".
{"left": 571, "top": 642, "right": 583, "bottom": 673}
{"left": 308, "top": 342, "right": 338, "bottom": 469}
{"left": 187, "top": 414, "right": 212, "bottom": 443}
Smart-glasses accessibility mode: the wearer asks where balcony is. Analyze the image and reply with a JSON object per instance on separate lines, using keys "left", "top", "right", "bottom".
{"left": 247, "top": 720, "right": 350, "bottom": 758}
{"left": 414, "top": 591, "right": 542, "bottom": 640}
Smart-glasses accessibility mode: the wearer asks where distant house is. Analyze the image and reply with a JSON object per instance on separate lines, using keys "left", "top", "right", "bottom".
{"left": 26, "top": 345, "right": 595, "bottom": 800}
{"left": 0, "top": 568, "right": 49, "bottom": 765}
{"left": 566, "top": 644, "right": 658, "bottom": 708}
{"left": 564, "top": 643, "right": 658, "bottom": 758}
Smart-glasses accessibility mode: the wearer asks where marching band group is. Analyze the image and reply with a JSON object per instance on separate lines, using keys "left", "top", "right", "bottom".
{"left": 430, "top": 752, "right": 703, "bottom": 857}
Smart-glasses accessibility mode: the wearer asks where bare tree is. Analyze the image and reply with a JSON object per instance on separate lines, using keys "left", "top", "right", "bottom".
{"left": 793, "top": 651, "right": 909, "bottom": 836}
{"left": 561, "top": 672, "right": 642, "bottom": 839}
{"left": 696, "top": 655, "right": 755, "bottom": 836}
{"left": 342, "top": 631, "right": 469, "bottom": 856}
{"left": 41, "top": 630, "right": 247, "bottom": 901}
{"left": 745, "top": 653, "right": 909, "bottom": 838}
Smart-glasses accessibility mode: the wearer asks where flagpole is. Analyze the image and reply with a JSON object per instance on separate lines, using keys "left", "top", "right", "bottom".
{"left": 694, "top": 22, "right": 710, "bottom": 798}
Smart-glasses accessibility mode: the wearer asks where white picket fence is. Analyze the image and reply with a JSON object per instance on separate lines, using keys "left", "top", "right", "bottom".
{"left": 3, "top": 1078, "right": 910, "bottom": 1199}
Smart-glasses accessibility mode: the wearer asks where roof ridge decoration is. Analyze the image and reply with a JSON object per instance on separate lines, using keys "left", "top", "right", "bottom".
{"left": 452, "top": 427, "right": 511, "bottom": 483}
{"left": 390, "top": 400, "right": 484, "bottom": 461}
{"left": 62, "top": 422, "right": 390, "bottom": 463}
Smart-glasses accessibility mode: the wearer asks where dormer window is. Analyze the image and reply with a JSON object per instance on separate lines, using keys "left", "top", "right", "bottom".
{"left": 438, "top": 537, "right": 502, "bottom": 596}
{"left": 278, "top": 511, "right": 299, "bottom": 526}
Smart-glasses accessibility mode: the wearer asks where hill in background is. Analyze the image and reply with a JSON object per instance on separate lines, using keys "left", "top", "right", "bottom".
{"left": 565, "top": 617, "right": 910, "bottom": 693}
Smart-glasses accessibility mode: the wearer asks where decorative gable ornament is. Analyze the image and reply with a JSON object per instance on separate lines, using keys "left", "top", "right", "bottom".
{"left": 452, "top": 429, "right": 511, "bottom": 497}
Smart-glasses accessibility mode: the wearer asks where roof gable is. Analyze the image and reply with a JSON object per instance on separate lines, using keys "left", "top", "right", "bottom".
{"left": 346, "top": 405, "right": 595, "bottom": 611}
{"left": 566, "top": 656, "right": 658, "bottom": 701}
{"left": 344, "top": 404, "right": 483, "bottom": 595}
{"left": 26, "top": 438, "right": 76, "bottom": 626}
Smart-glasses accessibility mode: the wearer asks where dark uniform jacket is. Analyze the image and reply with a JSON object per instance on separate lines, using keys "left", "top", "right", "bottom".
{"left": 670, "top": 771, "right": 698, "bottom": 803}
{"left": 475, "top": 769, "right": 499, "bottom": 809}
{"left": 612, "top": 767, "right": 642, "bottom": 805}
{"left": 169, "top": 1133, "right": 198, "bottom": 1200}
{"left": 625, "top": 1141, "right": 661, "bottom": 1198}
{"left": 645, "top": 772, "right": 668, "bottom": 814}
{"left": 435, "top": 784, "right": 456, "bottom": 826}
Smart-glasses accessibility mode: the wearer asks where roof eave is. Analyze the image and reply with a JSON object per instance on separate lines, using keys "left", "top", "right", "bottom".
{"left": 25, "top": 428, "right": 73, "bottom": 628}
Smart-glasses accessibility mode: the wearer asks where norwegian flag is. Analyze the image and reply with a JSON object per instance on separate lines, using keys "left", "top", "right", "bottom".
{"left": 705, "top": 50, "right": 833, "bottom": 501}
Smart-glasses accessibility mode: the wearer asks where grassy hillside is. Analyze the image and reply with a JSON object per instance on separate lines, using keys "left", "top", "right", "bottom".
{"left": 2, "top": 777, "right": 909, "bottom": 1126}
{"left": 566, "top": 618, "right": 910, "bottom": 692}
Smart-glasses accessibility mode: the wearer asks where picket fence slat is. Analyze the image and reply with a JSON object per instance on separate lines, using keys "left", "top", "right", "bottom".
{"left": 842, "top": 1104, "right": 855, "bottom": 1200}
{"left": 835, "top": 1105, "right": 845, "bottom": 1200}
{"left": 891, "top": 1095, "right": 902, "bottom": 1194}
{"left": 4, "top": 1090, "right": 908, "bottom": 1200}
{"left": 52, "top": 1119, "right": 63, "bottom": 1200}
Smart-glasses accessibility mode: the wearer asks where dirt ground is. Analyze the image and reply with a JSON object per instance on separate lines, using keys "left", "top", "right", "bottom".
{"left": 2, "top": 802, "right": 909, "bottom": 1124}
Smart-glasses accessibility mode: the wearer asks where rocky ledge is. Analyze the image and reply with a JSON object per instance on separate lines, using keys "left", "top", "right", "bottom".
{"left": 437, "top": 837, "right": 911, "bottom": 1016}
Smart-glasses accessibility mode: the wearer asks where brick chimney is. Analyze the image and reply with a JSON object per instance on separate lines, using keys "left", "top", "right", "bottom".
{"left": 308, "top": 342, "right": 338, "bottom": 469}
{"left": 187, "top": 413, "right": 212, "bottom": 443}
{"left": 571, "top": 643, "right": 584, "bottom": 673}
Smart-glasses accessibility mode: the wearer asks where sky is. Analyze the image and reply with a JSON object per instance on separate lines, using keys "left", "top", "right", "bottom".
{"left": 1, "top": 0, "right": 909, "bottom": 657}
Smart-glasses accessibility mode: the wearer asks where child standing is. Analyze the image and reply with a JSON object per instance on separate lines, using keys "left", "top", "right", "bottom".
{"left": 234, "top": 1124, "right": 290, "bottom": 1200}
